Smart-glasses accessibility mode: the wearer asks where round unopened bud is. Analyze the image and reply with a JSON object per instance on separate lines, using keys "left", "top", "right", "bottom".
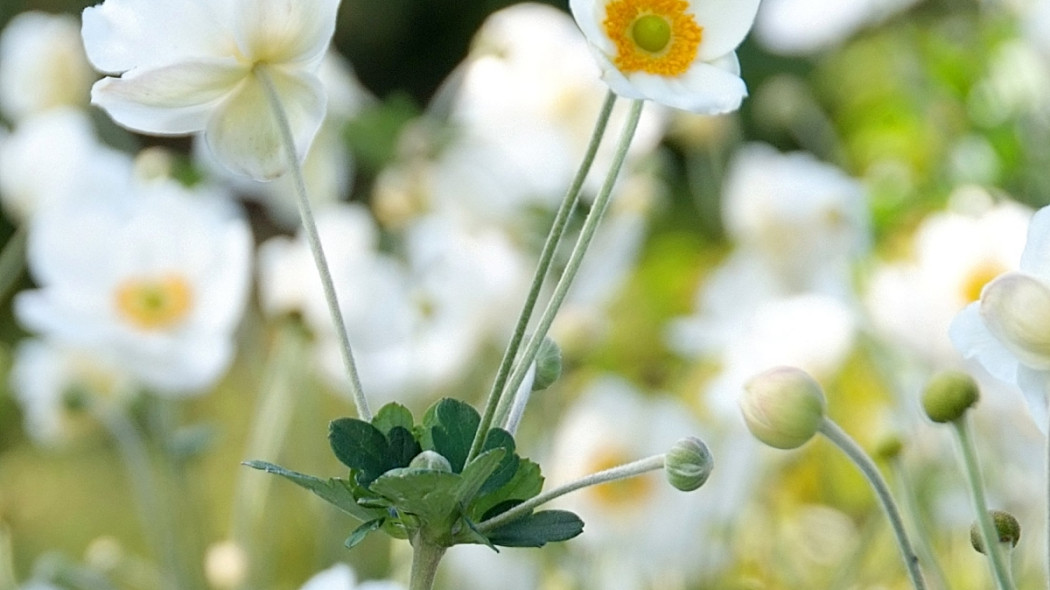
{"left": 664, "top": 436, "right": 714, "bottom": 492}
{"left": 970, "top": 510, "right": 1021, "bottom": 554}
{"left": 874, "top": 432, "right": 904, "bottom": 461}
{"left": 409, "top": 450, "right": 452, "bottom": 472}
{"left": 740, "top": 366, "right": 827, "bottom": 450}
{"left": 922, "top": 371, "right": 979, "bottom": 423}
{"left": 533, "top": 337, "right": 562, "bottom": 391}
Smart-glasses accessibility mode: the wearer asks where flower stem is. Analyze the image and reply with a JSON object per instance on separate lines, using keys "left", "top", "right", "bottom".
{"left": 477, "top": 453, "right": 664, "bottom": 533}
{"left": 889, "top": 456, "right": 950, "bottom": 590}
{"left": 497, "top": 99, "right": 645, "bottom": 430}
{"left": 408, "top": 536, "right": 446, "bottom": 590}
{"left": 256, "top": 65, "right": 371, "bottom": 421}
{"left": 952, "top": 416, "right": 1015, "bottom": 590}
{"left": 468, "top": 91, "right": 618, "bottom": 461}
{"left": 817, "top": 418, "right": 927, "bottom": 590}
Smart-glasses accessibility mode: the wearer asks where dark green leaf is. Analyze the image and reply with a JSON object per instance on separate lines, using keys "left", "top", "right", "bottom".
{"left": 242, "top": 460, "right": 380, "bottom": 522}
{"left": 369, "top": 468, "right": 463, "bottom": 526}
{"left": 455, "top": 516, "right": 498, "bottom": 551}
{"left": 328, "top": 418, "right": 389, "bottom": 485}
{"left": 486, "top": 510, "right": 584, "bottom": 547}
{"left": 469, "top": 458, "right": 543, "bottom": 521}
{"left": 478, "top": 428, "right": 519, "bottom": 495}
{"left": 385, "top": 426, "right": 422, "bottom": 469}
{"left": 372, "top": 403, "right": 414, "bottom": 436}
{"left": 345, "top": 518, "right": 385, "bottom": 549}
{"left": 428, "top": 398, "right": 480, "bottom": 473}
{"left": 456, "top": 449, "right": 506, "bottom": 506}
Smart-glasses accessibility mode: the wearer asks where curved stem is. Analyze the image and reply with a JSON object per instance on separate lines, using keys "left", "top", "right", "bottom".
{"left": 952, "top": 416, "right": 1015, "bottom": 590}
{"left": 818, "top": 418, "right": 927, "bottom": 590}
{"left": 498, "top": 99, "right": 645, "bottom": 420}
{"left": 256, "top": 65, "right": 371, "bottom": 421}
{"left": 889, "top": 457, "right": 950, "bottom": 590}
{"left": 478, "top": 453, "right": 664, "bottom": 533}
{"left": 468, "top": 91, "right": 618, "bottom": 461}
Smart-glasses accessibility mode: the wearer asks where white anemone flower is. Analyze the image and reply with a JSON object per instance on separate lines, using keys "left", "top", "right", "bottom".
{"left": 951, "top": 204, "right": 1050, "bottom": 433}
{"left": 0, "top": 11, "right": 95, "bottom": 122}
{"left": 80, "top": 0, "right": 340, "bottom": 180}
{"left": 15, "top": 178, "right": 252, "bottom": 395}
{"left": 569, "top": 0, "right": 760, "bottom": 113}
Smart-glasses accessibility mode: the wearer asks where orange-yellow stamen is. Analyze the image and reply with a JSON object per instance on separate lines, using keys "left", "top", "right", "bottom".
{"left": 603, "top": 0, "right": 702, "bottom": 76}
{"left": 115, "top": 275, "right": 194, "bottom": 330}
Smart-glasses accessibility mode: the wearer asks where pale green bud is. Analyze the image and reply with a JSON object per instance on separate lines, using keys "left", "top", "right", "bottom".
{"left": 740, "top": 366, "right": 827, "bottom": 450}
{"left": 409, "top": 450, "right": 451, "bottom": 472}
{"left": 970, "top": 510, "right": 1021, "bottom": 554}
{"left": 922, "top": 371, "right": 979, "bottom": 423}
{"left": 533, "top": 337, "right": 562, "bottom": 391}
{"left": 664, "top": 436, "right": 714, "bottom": 492}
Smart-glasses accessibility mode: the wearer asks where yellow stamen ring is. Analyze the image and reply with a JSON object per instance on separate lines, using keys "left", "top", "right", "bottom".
{"left": 603, "top": 0, "right": 703, "bottom": 77}
{"left": 115, "top": 274, "right": 194, "bottom": 330}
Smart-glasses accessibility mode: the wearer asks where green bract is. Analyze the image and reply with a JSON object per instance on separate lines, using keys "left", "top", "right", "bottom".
{"left": 245, "top": 398, "right": 583, "bottom": 550}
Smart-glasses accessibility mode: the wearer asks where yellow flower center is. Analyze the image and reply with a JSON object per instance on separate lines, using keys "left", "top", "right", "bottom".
{"left": 603, "top": 0, "right": 703, "bottom": 76}
{"left": 961, "top": 261, "right": 1006, "bottom": 304}
{"left": 115, "top": 275, "right": 194, "bottom": 331}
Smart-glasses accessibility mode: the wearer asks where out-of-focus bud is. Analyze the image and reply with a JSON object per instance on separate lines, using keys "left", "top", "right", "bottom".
{"left": 740, "top": 366, "right": 827, "bottom": 450}
{"left": 970, "top": 510, "right": 1021, "bottom": 554}
{"left": 409, "top": 450, "right": 452, "bottom": 472}
{"left": 533, "top": 337, "right": 562, "bottom": 391}
{"left": 922, "top": 371, "right": 979, "bottom": 423}
{"left": 664, "top": 436, "right": 714, "bottom": 492}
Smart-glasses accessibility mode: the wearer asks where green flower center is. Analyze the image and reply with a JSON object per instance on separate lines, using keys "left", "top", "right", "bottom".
{"left": 631, "top": 14, "right": 672, "bottom": 53}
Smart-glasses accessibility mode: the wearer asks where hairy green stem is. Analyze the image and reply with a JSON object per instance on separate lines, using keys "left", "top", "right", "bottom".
{"left": 256, "top": 65, "right": 371, "bottom": 421}
{"left": 952, "top": 416, "right": 1014, "bottom": 590}
{"left": 889, "top": 457, "right": 950, "bottom": 590}
{"left": 408, "top": 536, "right": 446, "bottom": 590}
{"left": 498, "top": 99, "right": 645, "bottom": 421}
{"left": 818, "top": 419, "right": 926, "bottom": 590}
{"left": 478, "top": 453, "right": 664, "bottom": 533}
{"left": 468, "top": 91, "right": 618, "bottom": 461}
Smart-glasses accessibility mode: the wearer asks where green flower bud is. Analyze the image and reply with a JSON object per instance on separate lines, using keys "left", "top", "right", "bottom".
{"left": 664, "top": 436, "right": 714, "bottom": 492}
{"left": 874, "top": 431, "right": 904, "bottom": 461}
{"left": 533, "top": 337, "right": 562, "bottom": 391}
{"left": 970, "top": 510, "right": 1021, "bottom": 554}
{"left": 922, "top": 371, "right": 979, "bottom": 423}
{"left": 409, "top": 450, "right": 452, "bottom": 472}
{"left": 740, "top": 366, "right": 827, "bottom": 450}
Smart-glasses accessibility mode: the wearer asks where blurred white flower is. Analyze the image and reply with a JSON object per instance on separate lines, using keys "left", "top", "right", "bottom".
{"left": 299, "top": 563, "right": 404, "bottom": 590}
{"left": 546, "top": 376, "right": 731, "bottom": 588}
{"left": 10, "top": 338, "right": 135, "bottom": 445}
{"left": 0, "top": 11, "right": 95, "bottom": 122}
{"left": 951, "top": 204, "right": 1050, "bottom": 432}
{"left": 0, "top": 108, "right": 134, "bottom": 221}
{"left": 720, "top": 143, "right": 870, "bottom": 296}
{"left": 81, "top": 0, "right": 340, "bottom": 179}
{"left": 569, "top": 0, "right": 760, "bottom": 113}
{"left": 867, "top": 195, "right": 1032, "bottom": 369}
{"left": 15, "top": 178, "right": 252, "bottom": 394}
{"left": 754, "top": 0, "right": 918, "bottom": 55}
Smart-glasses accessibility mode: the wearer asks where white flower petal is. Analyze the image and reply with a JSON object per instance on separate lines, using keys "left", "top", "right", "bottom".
{"left": 949, "top": 302, "right": 1021, "bottom": 384}
{"left": 232, "top": 0, "right": 340, "bottom": 66}
{"left": 1020, "top": 205, "right": 1050, "bottom": 278}
{"left": 570, "top": 0, "right": 615, "bottom": 55}
{"left": 616, "top": 54, "right": 746, "bottom": 114}
{"left": 690, "top": 0, "right": 762, "bottom": 60}
{"left": 81, "top": 0, "right": 235, "bottom": 73}
{"left": 979, "top": 272, "right": 1050, "bottom": 371}
{"left": 91, "top": 59, "right": 248, "bottom": 134}
{"left": 205, "top": 68, "right": 326, "bottom": 180}
{"left": 1016, "top": 366, "right": 1050, "bottom": 434}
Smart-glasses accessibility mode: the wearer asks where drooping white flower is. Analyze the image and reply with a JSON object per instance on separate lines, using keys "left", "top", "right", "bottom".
{"left": 951, "top": 204, "right": 1050, "bottom": 432}
{"left": 0, "top": 11, "right": 95, "bottom": 122}
{"left": 80, "top": 0, "right": 340, "bottom": 180}
{"left": 568, "top": 0, "right": 760, "bottom": 113}
{"left": 15, "top": 178, "right": 252, "bottom": 394}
